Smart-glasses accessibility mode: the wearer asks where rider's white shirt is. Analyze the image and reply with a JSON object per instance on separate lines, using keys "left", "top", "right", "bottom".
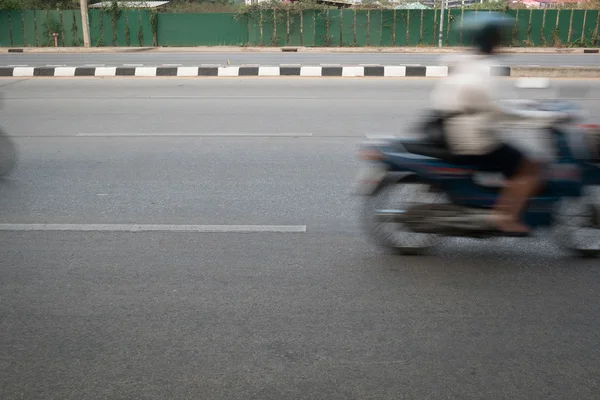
{"left": 430, "top": 54, "right": 504, "bottom": 155}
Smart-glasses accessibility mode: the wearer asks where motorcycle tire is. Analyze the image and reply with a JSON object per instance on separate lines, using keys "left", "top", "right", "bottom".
{"left": 361, "top": 175, "right": 442, "bottom": 256}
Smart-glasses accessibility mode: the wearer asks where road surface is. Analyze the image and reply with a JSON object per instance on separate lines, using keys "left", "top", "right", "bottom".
{"left": 1, "top": 78, "right": 600, "bottom": 400}
{"left": 1, "top": 52, "right": 599, "bottom": 67}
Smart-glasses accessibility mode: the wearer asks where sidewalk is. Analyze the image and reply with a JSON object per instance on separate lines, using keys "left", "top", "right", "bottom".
{"left": 2, "top": 46, "right": 597, "bottom": 54}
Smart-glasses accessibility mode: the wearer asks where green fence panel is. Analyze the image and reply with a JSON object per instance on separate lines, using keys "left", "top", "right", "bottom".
{"left": 157, "top": 13, "right": 247, "bottom": 46}
{"left": 0, "top": 12, "right": 10, "bottom": 47}
{"left": 582, "top": 10, "right": 599, "bottom": 45}
{"left": 555, "top": 9, "right": 571, "bottom": 45}
{"left": 367, "top": 10, "right": 383, "bottom": 46}
{"left": 355, "top": 10, "right": 367, "bottom": 46}
{"left": 380, "top": 10, "right": 393, "bottom": 47}
{"left": 393, "top": 10, "right": 406, "bottom": 46}
{"left": 7, "top": 12, "right": 24, "bottom": 47}
{"left": 340, "top": 9, "right": 354, "bottom": 46}
{"left": 88, "top": 9, "right": 103, "bottom": 46}
{"left": 287, "top": 12, "right": 301, "bottom": 46}
{"left": 143, "top": 10, "right": 155, "bottom": 46}
{"left": 278, "top": 11, "right": 288, "bottom": 46}
{"left": 541, "top": 9, "right": 557, "bottom": 46}
{"left": 446, "top": 8, "right": 464, "bottom": 46}
{"left": 246, "top": 12, "right": 260, "bottom": 46}
{"left": 525, "top": 10, "right": 544, "bottom": 46}
{"left": 446, "top": 9, "right": 462, "bottom": 46}
{"left": 407, "top": 10, "right": 422, "bottom": 46}
{"left": 327, "top": 9, "right": 341, "bottom": 47}
{"left": 116, "top": 10, "right": 138, "bottom": 47}
{"left": 20, "top": 11, "right": 35, "bottom": 46}
{"left": 430, "top": 9, "right": 439, "bottom": 46}
{"left": 36, "top": 10, "right": 62, "bottom": 47}
{"left": 57, "top": 10, "right": 74, "bottom": 47}
{"left": 314, "top": 9, "right": 329, "bottom": 47}
{"left": 263, "top": 9, "right": 286, "bottom": 46}
{"left": 568, "top": 10, "right": 585, "bottom": 45}
{"left": 506, "top": 9, "right": 529, "bottom": 46}
{"left": 274, "top": 10, "right": 288, "bottom": 46}
{"left": 112, "top": 10, "right": 126, "bottom": 46}
{"left": 301, "top": 10, "right": 316, "bottom": 46}
{"left": 521, "top": 9, "right": 534, "bottom": 46}
{"left": 420, "top": 10, "right": 435, "bottom": 46}
{"left": 260, "top": 10, "right": 275, "bottom": 46}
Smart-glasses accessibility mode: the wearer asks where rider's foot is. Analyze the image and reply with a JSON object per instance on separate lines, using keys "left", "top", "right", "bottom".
{"left": 488, "top": 214, "right": 530, "bottom": 234}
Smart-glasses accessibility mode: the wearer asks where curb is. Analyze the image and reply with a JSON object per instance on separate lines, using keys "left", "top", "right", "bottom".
{"left": 0, "top": 65, "right": 510, "bottom": 77}
{"left": 2, "top": 47, "right": 155, "bottom": 53}
{"left": 1, "top": 65, "right": 599, "bottom": 78}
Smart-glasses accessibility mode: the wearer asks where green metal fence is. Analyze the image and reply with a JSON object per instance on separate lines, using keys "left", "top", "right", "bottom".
{"left": 1, "top": 9, "right": 599, "bottom": 48}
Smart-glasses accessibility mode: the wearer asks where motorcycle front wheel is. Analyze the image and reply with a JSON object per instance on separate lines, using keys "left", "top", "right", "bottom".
{"left": 552, "top": 191, "right": 600, "bottom": 258}
{"left": 361, "top": 176, "right": 444, "bottom": 255}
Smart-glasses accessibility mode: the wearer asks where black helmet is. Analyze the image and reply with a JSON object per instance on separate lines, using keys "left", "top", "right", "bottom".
{"left": 459, "top": 12, "right": 514, "bottom": 55}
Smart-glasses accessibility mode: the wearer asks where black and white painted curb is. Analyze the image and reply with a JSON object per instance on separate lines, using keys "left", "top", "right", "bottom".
{"left": 0, "top": 65, "right": 512, "bottom": 77}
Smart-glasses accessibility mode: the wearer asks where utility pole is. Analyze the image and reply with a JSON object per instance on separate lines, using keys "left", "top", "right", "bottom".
{"left": 80, "top": 0, "right": 91, "bottom": 48}
{"left": 438, "top": 0, "right": 446, "bottom": 48}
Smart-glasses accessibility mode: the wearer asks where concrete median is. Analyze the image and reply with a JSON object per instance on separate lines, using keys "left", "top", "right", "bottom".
{"left": 0, "top": 64, "right": 599, "bottom": 78}
{"left": 510, "top": 66, "right": 600, "bottom": 78}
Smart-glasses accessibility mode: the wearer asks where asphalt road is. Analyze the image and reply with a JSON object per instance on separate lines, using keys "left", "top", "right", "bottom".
{"left": 1, "top": 78, "right": 600, "bottom": 399}
{"left": 1, "top": 52, "right": 600, "bottom": 67}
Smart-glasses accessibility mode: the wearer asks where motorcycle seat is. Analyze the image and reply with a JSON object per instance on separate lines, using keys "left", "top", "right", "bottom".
{"left": 399, "top": 139, "right": 507, "bottom": 187}
{"left": 401, "top": 140, "right": 458, "bottom": 162}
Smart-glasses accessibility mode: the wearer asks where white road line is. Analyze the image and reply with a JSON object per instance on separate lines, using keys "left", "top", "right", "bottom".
{"left": 47, "top": 64, "right": 66, "bottom": 67}
{"left": 162, "top": 63, "right": 182, "bottom": 67}
{"left": 84, "top": 64, "right": 106, "bottom": 67}
{"left": 0, "top": 224, "right": 307, "bottom": 233}
{"left": 123, "top": 63, "right": 143, "bottom": 67}
{"left": 75, "top": 132, "right": 314, "bottom": 137}
{"left": 7, "top": 64, "right": 28, "bottom": 67}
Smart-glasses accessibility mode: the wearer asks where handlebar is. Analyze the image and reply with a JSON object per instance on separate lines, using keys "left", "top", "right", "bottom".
{"left": 497, "top": 99, "right": 583, "bottom": 124}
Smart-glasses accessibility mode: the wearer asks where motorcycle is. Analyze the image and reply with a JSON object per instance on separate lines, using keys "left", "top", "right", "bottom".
{"left": 355, "top": 97, "right": 600, "bottom": 257}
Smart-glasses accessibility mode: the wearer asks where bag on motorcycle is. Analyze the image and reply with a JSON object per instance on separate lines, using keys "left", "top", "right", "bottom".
{"left": 415, "top": 110, "right": 450, "bottom": 147}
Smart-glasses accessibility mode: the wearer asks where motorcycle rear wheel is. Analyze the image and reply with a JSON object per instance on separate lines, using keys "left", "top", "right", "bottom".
{"left": 361, "top": 177, "right": 444, "bottom": 255}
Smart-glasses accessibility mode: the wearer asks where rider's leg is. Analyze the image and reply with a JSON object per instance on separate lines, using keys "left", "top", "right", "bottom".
{"left": 466, "top": 143, "right": 543, "bottom": 233}
{"left": 491, "top": 158, "right": 543, "bottom": 233}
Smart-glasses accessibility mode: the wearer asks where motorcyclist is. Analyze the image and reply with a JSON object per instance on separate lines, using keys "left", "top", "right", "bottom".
{"left": 429, "top": 12, "right": 542, "bottom": 235}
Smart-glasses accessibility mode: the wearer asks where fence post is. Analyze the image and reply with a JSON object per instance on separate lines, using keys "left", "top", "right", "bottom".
{"left": 80, "top": 0, "right": 91, "bottom": 47}
{"left": 439, "top": 0, "right": 445, "bottom": 47}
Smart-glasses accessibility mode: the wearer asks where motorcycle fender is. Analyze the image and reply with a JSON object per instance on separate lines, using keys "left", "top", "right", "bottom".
{"left": 356, "top": 171, "right": 423, "bottom": 197}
